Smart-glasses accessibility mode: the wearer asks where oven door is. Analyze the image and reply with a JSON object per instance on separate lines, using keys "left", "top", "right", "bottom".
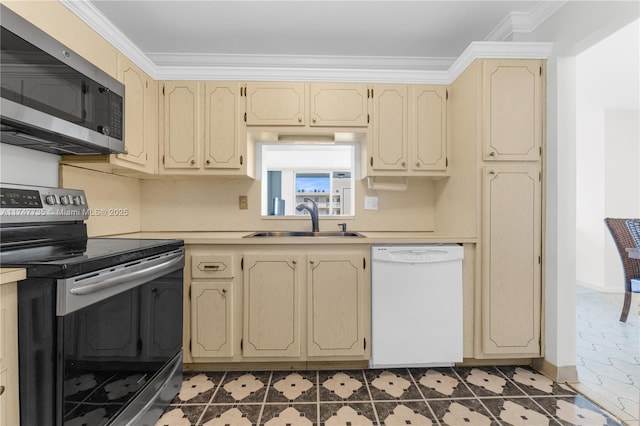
{"left": 56, "top": 248, "right": 184, "bottom": 426}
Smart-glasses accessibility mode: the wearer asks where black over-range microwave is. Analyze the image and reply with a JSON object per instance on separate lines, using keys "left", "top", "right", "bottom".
{"left": 0, "top": 4, "right": 124, "bottom": 155}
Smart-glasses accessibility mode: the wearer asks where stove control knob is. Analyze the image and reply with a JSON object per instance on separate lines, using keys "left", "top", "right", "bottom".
{"left": 45, "top": 195, "right": 58, "bottom": 205}
{"left": 60, "top": 195, "right": 71, "bottom": 205}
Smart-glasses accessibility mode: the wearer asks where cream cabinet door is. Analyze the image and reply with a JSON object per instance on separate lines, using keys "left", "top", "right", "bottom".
{"left": 307, "top": 254, "right": 366, "bottom": 357}
{"left": 191, "top": 282, "right": 233, "bottom": 358}
{"left": 482, "top": 166, "right": 541, "bottom": 356}
{"left": 0, "top": 282, "right": 19, "bottom": 426}
{"left": 242, "top": 255, "right": 302, "bottom": 357}
{"left": 309, "top": 83, "right": 368, "bottom": 127}
{"left": 370, "top": 84, "right": 408, "bottom": 171}
{"left": 161, "top": 81, "right": 202, "bottom": 169}
{"left": 204, "top": 82, "right": 244, "bottom": 169}
{"left": 245, "top": 82, "right": 306, "bottom": 126}
{"left": 115, "top": 55, "right": 157, "bottom": 172}
{"left": 483, "top": 60, "right": 543, "bottom": 161}
{"left": 410, "top": 85, "right": 447, "bottom": 171}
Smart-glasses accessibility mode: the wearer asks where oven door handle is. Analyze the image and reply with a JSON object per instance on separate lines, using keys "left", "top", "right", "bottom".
{"left": 70, "top": 250, "right": 184, "bottom": 296}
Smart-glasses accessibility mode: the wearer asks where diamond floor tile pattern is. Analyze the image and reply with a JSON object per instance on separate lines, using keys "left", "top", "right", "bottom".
{"left": 156, "top": 366, "right": 624, "bottom": 425}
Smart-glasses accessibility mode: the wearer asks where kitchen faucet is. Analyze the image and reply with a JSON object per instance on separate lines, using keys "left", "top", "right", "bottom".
{"left": 296, "top": 198, "right": 319, "bottom": 232}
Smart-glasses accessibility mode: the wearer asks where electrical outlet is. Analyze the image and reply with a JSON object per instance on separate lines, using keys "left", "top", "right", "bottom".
{"left": 239, "top": 195, "right": 248, "bottom": 210}
{"left": 364, "top": 196, "right": 378, "bottom": 210}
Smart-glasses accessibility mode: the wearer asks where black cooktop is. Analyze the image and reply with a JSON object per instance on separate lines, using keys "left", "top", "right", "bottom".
{"left": 0, "top": 238, "right": 184, "bottom": 278}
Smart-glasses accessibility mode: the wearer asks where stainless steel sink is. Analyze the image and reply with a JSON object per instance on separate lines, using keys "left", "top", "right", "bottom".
{"left": 244, "top": 231, "right": 364, "bottom": 238}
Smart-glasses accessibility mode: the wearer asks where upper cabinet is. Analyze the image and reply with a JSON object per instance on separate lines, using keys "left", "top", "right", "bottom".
{"left": 115, "top": 55, "right": 158, "bottom": 173}
{"left": 309, "top": 83, "right": 369, "bottom": 127}
{"left": 410, "top": 85, "right": 448, "bottom": 172}
{"left": 368, "top": 84, "right": 448, "bottom": 176}
{"left": 483, "top": 60, "right": 543, "bottom": 161}
{"left": 370, "top": 84, "right": 408, "bottom": 172}
{"left": 245, "top": 82, "right": 369, "bottom": 128}
{"left": 245, "top": 82, "right": 306, "bottom": 126}
{"left": 159, "top": 81, "right": 246, "bottom": 175}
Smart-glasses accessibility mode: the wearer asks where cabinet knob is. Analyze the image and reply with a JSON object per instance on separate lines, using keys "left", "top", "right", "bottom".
{"left": 124, "top": 149, "right": 129, "bottom": 155}
{"left": 292, "top": 260, "right": 297, "bottom": 265}
{"left": 190, "top": 160, "right": 196, "bottom": 165}
{"left": 489, "top": 170, "right": 496, "bottom": 175}
{"left": 415, "top": 162, "right": 420, "bottom": 167}
{"left": 298, "top": 117, "right": 302, "bottom": 123}
{"left": 310, "top": 260, "right": 315, "bottom": 265}
{"left": 222, "top": 288, "right": 227, "bottom": 295}
{"left": 312, "top": 117, "right": 316, "bottom": 123}
{"left": 401, "top": 161, "right": 406, "bottom": 167}
{"left": 0, "top": 385, "right": 4, "bottom": 396}
{"left": 489, "top": 151, "right": 496, "bottom": 157}
{"left": 206, "top": 160, "right": 211, "bottom": 165}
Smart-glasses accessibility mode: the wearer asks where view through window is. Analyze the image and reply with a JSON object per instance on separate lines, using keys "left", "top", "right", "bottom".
{"left": 259, "top": 143, "right": 356, "bottom": 216}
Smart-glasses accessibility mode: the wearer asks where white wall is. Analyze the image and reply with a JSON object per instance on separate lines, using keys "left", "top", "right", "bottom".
{"left": 575, "top": 19, "right": 640, "bottom": 292}
{"left": 0, "top": 144, "right": 60, "bottom": 187}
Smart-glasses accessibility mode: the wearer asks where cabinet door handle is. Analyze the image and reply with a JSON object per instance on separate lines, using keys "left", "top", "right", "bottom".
{"left": 415, "top": 162, "right": 420, "bottom": 167}
{"left": 489, "top": 170, "right": 496, "bottom": 175}
{"left": 190, "top": 159, "right": 196, "bottom": 165}
{"left": 0, "top": 385, "right": 5, "bottom": 396}
{"left": 297, "top": 117, "right": 302, "bottom": 123}
{"left": 370, "top": 157, "right": 373, "bottom": 167}
{"left": 401, "top": 161, "right": 406, "bottom": 167}
{"left": 203, "top": 264, "right": 220, "bottom": 270}
{"left": 489, "top": 151, "right": 496, "bottom": 157}
{"left": 292, "top": 260, "right": 297, "bottom": 265}
{"left": 124, "top": 149, "right": 129, "bottom": 155}
{"left": 310, "top": 260, "right": 315, "bottom": 265}
{"left": 221, "top": 288, "right": 227, "bottom": 295}
{"left": 240, "top": 155, "right": 244, "bottom": 166}
{"left": 312, "top": 117, "right": 317, "bottom": 123}
{"left": 206, "top": 160, "right": 211, "bottom": 165}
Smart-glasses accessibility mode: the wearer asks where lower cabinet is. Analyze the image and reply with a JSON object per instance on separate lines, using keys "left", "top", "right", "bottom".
{"left": 191, "top": 281, "right": 234, "bottom": 358}
{"left": 481, "top": 166, "right": 542, "bottom": 357}
{"left": 243, "top": 255, "right": 303, "bottom": 358}
{"left": 307, "top": 254, "right": 366, "bottom": 357}
{"left": 186, "top": 246, "right": 370, "bottom": 364}
{"left": 0, "top": 281, "right": 20, "bottom": 426}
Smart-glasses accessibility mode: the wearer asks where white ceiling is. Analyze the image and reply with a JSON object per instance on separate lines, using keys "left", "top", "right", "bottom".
{"left": 65, "top": 0, "right": 562, "bottom": 80}
{"left": 88, "top": 0, "right": 541, "bottom": 59}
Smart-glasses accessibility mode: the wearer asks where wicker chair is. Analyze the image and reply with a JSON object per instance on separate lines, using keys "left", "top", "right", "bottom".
{"left": 604, "top": 218, "right": 640, "bottom": 322}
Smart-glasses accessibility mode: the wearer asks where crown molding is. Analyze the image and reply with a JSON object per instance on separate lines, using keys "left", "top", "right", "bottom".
{"left": 485, "top": 1, "right": 568, "bottom": 41}
{"left": 61, "top": 0, "right": 554, "bottom": 84}
{"left": 448, "top": 41, "right": 554, "bottom": 82}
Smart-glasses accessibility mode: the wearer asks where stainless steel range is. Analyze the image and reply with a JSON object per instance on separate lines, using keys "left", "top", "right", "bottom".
{"left": 0, "top": 183, "right": 184, "bottom": 426}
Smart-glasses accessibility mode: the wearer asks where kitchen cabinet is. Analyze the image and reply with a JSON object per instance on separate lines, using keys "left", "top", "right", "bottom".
{"left": 307, "top": 254, "right": 366, "bottom": 357}
{"left": 369, "top": 84, "right": 448, "bottom": 176}
{"left": 0, "top": 280, "right": 20, "bottom": 426}
{"left": 245, "top": 82, "right": 306, "bottom": 126}
{"left": 190, "top": 281, "right": 234, "bottom": 358}
{"left": 189, "top": 254, "right": 235, "bottom": 359}
{"left": 184, "top": 245, "right": 369, "bottom": 365}
{"left": 114, "top": 55, "right": 158, "bottom": 173}
{"left": 245, "top": 82, "right": 369, "bottom": 128}
{"left": 370, "top": 84, "right": 409, "bottom": 172}
{"left": 159, "top": 81, "right": 246, "bottom": 174}
{"left": 242, "top": 254, "right": 303, "bottom": 358}
{"left": 160, "top": 81, "right": 202, "bottom": 170}
{"left": 410, "top": 85, "right": 448, "bottom": 172}
{"left": 309, "top": 83, "right": 369, "bottom": 127}
{"left": 483, "top": 60, "right": 543, "bottom": 161}
{"left": 481, "top": 165, "right": 542, "bottom": 356}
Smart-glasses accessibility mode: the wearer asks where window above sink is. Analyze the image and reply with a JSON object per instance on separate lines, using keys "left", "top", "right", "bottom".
{"left": 256, "top": 141, "right": 360, "bottom": 217}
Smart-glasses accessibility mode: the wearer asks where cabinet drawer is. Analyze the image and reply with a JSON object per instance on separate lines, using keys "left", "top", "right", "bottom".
{"left": 191, "top": 255, "right": 235, "bottom": 278}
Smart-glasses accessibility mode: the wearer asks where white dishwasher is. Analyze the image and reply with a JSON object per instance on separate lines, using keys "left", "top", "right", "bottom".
{"left": 370, "top": 244, "right": 464, "bottom": 368}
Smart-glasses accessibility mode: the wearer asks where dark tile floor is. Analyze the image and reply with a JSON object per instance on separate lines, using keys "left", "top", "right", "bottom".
{"left": 156, "top": 365, "right": 623, "bottom": 425}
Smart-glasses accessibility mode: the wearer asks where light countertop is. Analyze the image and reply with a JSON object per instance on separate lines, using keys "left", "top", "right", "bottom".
{"left": 105, "top": 231, "right": 476, "bottom": 245}
{"left": 0, "top": 268, "right": 26, "bottom": 285}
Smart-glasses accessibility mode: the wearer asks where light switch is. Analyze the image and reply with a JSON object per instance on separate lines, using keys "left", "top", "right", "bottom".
{"left": 364, "top": 196, "right": 378, "bottom": 210}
